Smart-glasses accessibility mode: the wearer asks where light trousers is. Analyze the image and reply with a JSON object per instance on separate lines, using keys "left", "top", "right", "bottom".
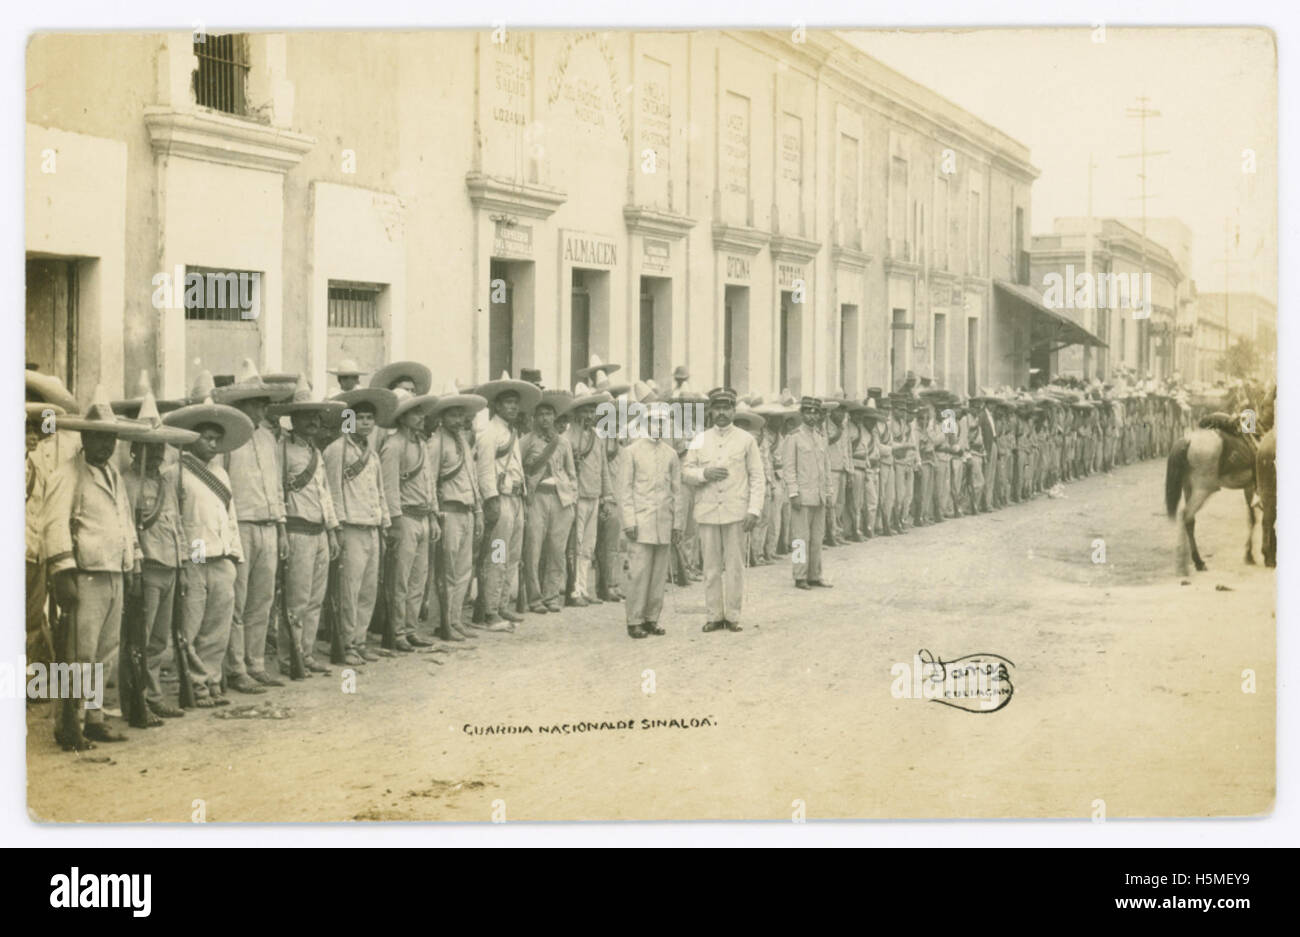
{"left": 182, "top": 558, "right": 236, "bottom": 698}
{"left": 625, "top": 541, "right": 671, "bottom": 626}
{"left": 481, "top": 495, "right": 523, "bottom": 616}
{"left": 524, "top": 490, "right": 574, "bottom": 606}
{"left": 698, "top": 521, "right": 746, "bottom": 623}
{"left": 337, "top": 525, "right": 379, "bottom": 651}
{"left": 790, "top": 504, "right": 826, "bottom": 582}
{"left": 228, "top": 521, "right": 277, "bottom": 678}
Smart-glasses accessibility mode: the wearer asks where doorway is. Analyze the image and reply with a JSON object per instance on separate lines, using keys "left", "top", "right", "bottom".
{"left": 724, "top": 285, "right": 749, "bottom": 392}
{"left": 780, "top": 291, "right": 801, "bottom": 396}
{"left": 26, "top": 257, "right": 78, "bottom": 394}
{"left": 966, "top": 317, "right": 979, "bottom": 396}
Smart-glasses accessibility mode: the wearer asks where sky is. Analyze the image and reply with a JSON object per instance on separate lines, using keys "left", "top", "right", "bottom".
{"left": 843, "top": 27, "right": 1277, "bottom": 302}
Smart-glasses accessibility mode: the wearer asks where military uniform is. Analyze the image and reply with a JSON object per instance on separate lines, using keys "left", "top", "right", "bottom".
{"left": 324, "top": 430, "right": 388, "bottom": 657}
{"left": 619, "top": 437, "right": 683, "bottom": 631}
{"left": 782, "top": 412, "right": 834, "bottom": 586}
{"left": 475, "top": 412, "right": 525, "bottom": 622}
{"left": 520, "top": 424, "right": 576, "bottom": 610}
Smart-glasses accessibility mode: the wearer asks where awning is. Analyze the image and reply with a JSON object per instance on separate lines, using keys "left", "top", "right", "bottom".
{"left": 994, "top": 279, "right": 1108, "bottom": 352}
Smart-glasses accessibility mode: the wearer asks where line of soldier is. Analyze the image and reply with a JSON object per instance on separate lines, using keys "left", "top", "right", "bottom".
{"left": 25, "top": 358, "right": 1193, "bottom": 749}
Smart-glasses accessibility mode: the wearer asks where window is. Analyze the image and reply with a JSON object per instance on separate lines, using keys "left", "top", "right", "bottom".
{"left": 327, "top": 282, "right": 384, "bottom": 330}
{"left": 935, "top": 175, "right": 949, "bottom": 271}
{"left": 183, "top": 267, "right": 260, "bottom": 321}
{"left": 968, "top": 187, "right": 982, "bottom": 276}
{"left": 889, "top": 156, "right": 908, "bottom": 256}
{"left": 193, "top": 33, "right": 250, "bottom": 115}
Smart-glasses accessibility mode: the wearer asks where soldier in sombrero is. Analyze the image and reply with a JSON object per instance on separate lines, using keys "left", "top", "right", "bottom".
{"left": 40, "top": 385, "right": 148, "bottom": 747}
{"left": 324, "top": 386, "right": 397, "bottom": 664}
{"left": 427, "top": 382, "right": 489, "bottom": 639}
{"left": 162, "top": 377, "right": 255, "bottom": 707}
{"left": 266, "top": 379, "right": 345, "bottom": 674}
{"left": 371, "top": 360, "right": 433, "bottom": 397}
{"left": 121, "top": 387, "right": 200, "bottom": 721}
{"left": 328, "top": 358, "right": 366, "bottom": 394}
{"left": 472, "top": 372, "right": 539, "bottom": 631}
{"left": 564, "top": 378, "right": 615, "bottom": 608}
{"left": 212, "top": 360, "right": 295, "bottom": 691}
{"left": 26, "top": 400, "right": 65, "bottom": 677}
{"left": 380, "top": 387, "right": 442, "bottom": 650}
{"left": 520, "top": 388, "right": 578, "bottom": 617}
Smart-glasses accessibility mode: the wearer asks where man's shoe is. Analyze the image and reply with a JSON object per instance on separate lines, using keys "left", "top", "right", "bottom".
{"left": 499, "top": 609, "right": 524, "bottom": 623}
{"left": 808, "top": 580, "right": 833, "bottom": 588}
{"left": 229, "top": 674, "right": 268, "bottom": 695}
{"left": 702, "top": 620, "right": 725, "bottom": 633}
{"left": 566, "top": 595, "right": 589, "bottom": 608}
{"left": 724, "top": 620, "right": 744, "bottom": 632}
{"left": 407, "top": 634, "right": 435, "bottom": 647}
{"left": 147, "top": 699, "right": 185, "bottom": 719}
{"left": 356, "top": 648, "right": 381, "bottom": 662}
{"left": 393, "top": 638, "right": 416, "bottom": 653}
{"left": 543, "top": 601, "right": 562, "bottom": 613}
{"left": 83, "top": 722, "right": 128, "bottom": 743}
{"left": 627, "top": 625, "right": 647, "bottom": 639}
{"left": 529, "top": 603, "right": 549, "bottom": 614}
{"left": 250, "top": 670, "right": 286, "bottom": 688}
{"left": 642, "top": 623, "right": 665, "bottom": 636}
{"left": 795, "top": 580, "right": 811, "bottom": 590}
{"left": 343, "top": 653, "right": 367, "bottom": 666}
{"left": 436, "top": 628, "right": 464, "bottom": 642}
{"left": 305, "top": 659, "right": 331, "bottom": 674}
{"left": 586, "top": 594, "right": 603, "bottom": 605}
{"left": 451, "top": 622, "right": 477, "bottom": 639}
{"left": 484, "top": 621, "right": 515, "bottom": 633}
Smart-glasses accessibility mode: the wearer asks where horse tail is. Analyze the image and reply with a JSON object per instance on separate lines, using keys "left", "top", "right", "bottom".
{"left": 1166, "top": 437, "right": 1190, "bottom": 519}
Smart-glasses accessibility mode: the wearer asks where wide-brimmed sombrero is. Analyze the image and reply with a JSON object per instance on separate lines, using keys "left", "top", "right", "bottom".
{"left": 390, "top": 388, "right": 440, "bottom": 424}
{"left": 732, "top": 405, "right": 765, "bottom": 434}
{"left": 25, "top": 370, "right": 79, "bottom": 412}
{"left": 213, "top": 359, "right": 295, "bottom": 405}
{"left": 574, "top": 354, "right": 621, "bottom": 384}
{"left": 570, "top": 381, "right": 614, "bottom": 412}
{"left": 370, "top": 360, "right": 432, "bottom": 396}
{"left": 25, "top": 401, "right": 65, "bottom": 424}
{"left": 475, "top": 371, "right": 542, "bottom": 412}
{"left": 162, "top": 391, "right": 255, "bottom": 453}
{"left": 591, "top": 368, "right": 631, "bottom": 398}
{"left": 267, "top": 379, "right": 348, "bottom": 419}
{"left": 429, "top": 381, "right": 488, "bottom": 419}
{"left": 123, "top": 391, "right": 200, "bottom": 447}
{"left": 57, "top": 385, "right": 150, "bottom": 436}
{"left": 535, "top": 389, "right": 577, "bottom": 417}
{"left": 333, "top": 387, "right": 398, "bottom": 428}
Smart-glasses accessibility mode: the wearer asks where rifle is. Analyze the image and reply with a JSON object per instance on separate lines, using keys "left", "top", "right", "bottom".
{"left": 381, "top": 533, "right": 398, "bottom": 650}
{"left": 52, "top": 586, "right": 86, "bottom": 750}
{"left": 120, "top": 459, "right": 150, "bottom": 728}
{"left": 434, "top": 514, "right": 450, "bottom": 634}
{"left": 326, "top": 550, "right": 345, "bottom": 665}
{"left": 277, "top": 556, "right": 306, "bottom": 679}
{"left": 171, "top": 466, "right": 197, "bottom": 709}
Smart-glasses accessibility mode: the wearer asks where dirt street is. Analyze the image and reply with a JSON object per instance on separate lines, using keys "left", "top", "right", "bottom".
{"left": 27, "top": 457, "right": 1275, "bottom": 821}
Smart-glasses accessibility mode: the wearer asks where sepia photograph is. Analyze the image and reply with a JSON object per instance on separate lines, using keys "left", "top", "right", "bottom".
{"left": 19, "top": 19, "right": 1278, "bottom": 828}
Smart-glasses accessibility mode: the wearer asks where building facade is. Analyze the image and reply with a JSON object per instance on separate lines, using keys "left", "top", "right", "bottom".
{"left": 1196, "top": 291, "right": 1278, "bottom": 381}
{"left": 1030, "top": 217, "right": 1185, "bottom": 382}
{"left": 27, "top": 30, "right": 1043, "bottom": 401}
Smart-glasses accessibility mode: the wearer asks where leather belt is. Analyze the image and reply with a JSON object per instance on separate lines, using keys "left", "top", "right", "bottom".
{"left": 285, "top": 517, "right": 326, "bottom": 536}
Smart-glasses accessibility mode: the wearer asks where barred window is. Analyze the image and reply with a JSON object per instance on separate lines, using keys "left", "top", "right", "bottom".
{"left": 183, "top": 267, "right": 261, "bottom": 322}
{"left": 328, "top": 282, "right": 384, "bottom": 329}
{"left": 193, "top": 33, "right": 249, "bottom": 115}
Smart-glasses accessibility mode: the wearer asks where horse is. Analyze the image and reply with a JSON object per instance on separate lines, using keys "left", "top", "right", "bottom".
{"left": 1165, "top": 419, "right": 1257, "bottom": 573}
{"left": 1256, "top": 427, "right": 1276, "bottom": 568}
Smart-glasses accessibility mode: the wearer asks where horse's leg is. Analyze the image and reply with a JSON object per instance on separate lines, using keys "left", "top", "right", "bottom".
{"left": 1243, "top": 486, "right": 1257, "bottom": 565}
{"left": 1183, "top": 486, "right": 1213, "bottom": 572}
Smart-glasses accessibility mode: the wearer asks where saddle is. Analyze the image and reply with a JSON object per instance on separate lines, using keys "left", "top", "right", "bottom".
{"left": 1215, "top": 426, "right": 1257, "bottom": 478}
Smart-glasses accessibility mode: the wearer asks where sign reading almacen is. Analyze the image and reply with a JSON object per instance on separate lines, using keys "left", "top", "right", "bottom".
{"left": 562, "top": 229, "right": 618, "bottom": 268}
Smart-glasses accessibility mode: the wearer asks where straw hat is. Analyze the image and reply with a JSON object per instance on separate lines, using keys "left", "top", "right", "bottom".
{"left": 26, "top": 402, "right": 65, "bottom": 424}
{"left": 591, "top": 368, "right": 631, "bottom": 398}
{"left": 574, "top": 354, "right": 621, "bottom": 384}
{"left": 213, "top": 359, "right": 294, "bottom": 405}
{"left": 370, "top": 360, "right": 432, "bottom": 396}
{"left": 162, "top": 385, "right": 254, "bottom": 452}
{"left": 475, "top": 371, "right": 542, "bottom": 412}
{"left": 536, "top": 389, "right": 577, "bottom": 417}
{"left": 327, "top": 358, "right": 365, "bottom": 377}
{"left": 267, "top": 377, "right": 348, "bottom": 419}
{"left": 390, "top": 388, "right": 440, "bottom": 424}
{"left": 332, "top": 387, "right": 398, "bottom": 429}
{"left": 732, "top": 405, "right": 765, "bottom": 434}
{"left": 57, "top": 384, "right": 151, "bottom": 436}
{"left": 570, "top": 381, "right": 614, "bottom": 412}
{"left": 429, "top": 380, "right": 488, "bottom": 418}
{"left": 124, "top": 389, "right": 201, "bottom": 447}
{"left": 25, "top": 369, "right": 79, "bottom": 413}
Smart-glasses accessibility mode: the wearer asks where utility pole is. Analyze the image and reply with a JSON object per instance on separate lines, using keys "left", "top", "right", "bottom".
{"left": 1212, "top": 216, "right": 1244, "bottom": 382}
{"left": 1119, "top": 97, "right": 1169, "bottom": 378}
{"left": 1085, "top": 152, "right": 1098, "bottom": 378}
